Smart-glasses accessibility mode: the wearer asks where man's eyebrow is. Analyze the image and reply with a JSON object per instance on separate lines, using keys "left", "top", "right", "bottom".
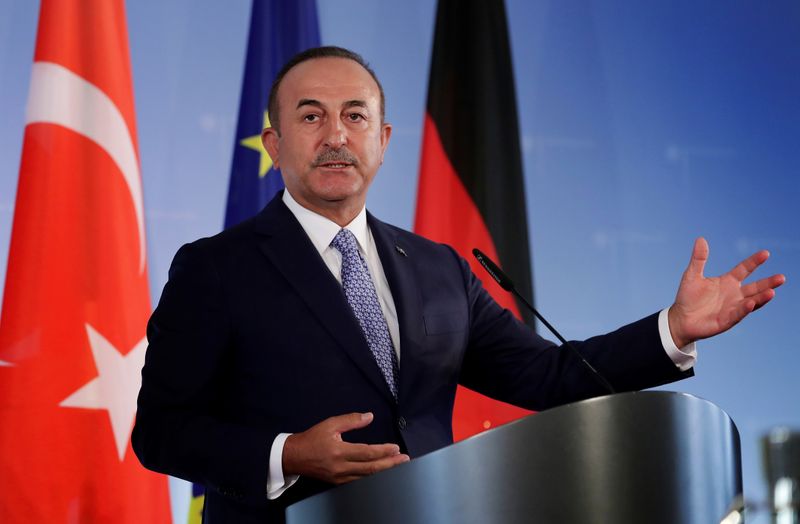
{"left": 296, "top": 98, "right": 322, "bottom": 110}
{"left": 343, "top": 100, "right": 368, "bottom": 110}
{"left": 295, "top": 99, "right": 369, "bottom": 111}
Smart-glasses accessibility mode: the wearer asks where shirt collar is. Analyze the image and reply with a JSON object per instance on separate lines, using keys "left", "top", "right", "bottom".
{"left": 282, "top": 189, "right": 370, "bottom": 256}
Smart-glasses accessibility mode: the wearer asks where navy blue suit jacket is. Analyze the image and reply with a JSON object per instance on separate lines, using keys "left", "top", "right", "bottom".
{"left": 132, "top": 193, "right": 690, "bottom": 522}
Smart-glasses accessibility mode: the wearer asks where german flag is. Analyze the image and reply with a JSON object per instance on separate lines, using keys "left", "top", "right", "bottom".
{"left": 414, "top": 0, "right": 535, "bottom": 441}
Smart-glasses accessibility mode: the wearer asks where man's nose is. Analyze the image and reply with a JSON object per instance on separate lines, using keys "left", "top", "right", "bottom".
{"left": 323, "top": 118, "right": 347, "bottom": 148}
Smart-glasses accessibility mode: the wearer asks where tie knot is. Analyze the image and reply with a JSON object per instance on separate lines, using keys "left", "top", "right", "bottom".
{"left": 331, "top": 228, "right": 359, "bottom": 257}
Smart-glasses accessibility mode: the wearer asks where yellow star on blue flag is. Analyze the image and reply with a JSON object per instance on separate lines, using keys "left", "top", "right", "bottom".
{"left": 238, "top": 110, "right": 273, "bottom": 178}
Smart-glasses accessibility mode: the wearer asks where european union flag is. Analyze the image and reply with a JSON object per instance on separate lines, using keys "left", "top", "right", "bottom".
{"left": 224, "top": 0, "right": 321, "bottom": 228}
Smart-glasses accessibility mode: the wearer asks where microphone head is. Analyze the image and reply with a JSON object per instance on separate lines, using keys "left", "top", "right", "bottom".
{"left": 472, "top": 248, "right": 515, "bottom": 291}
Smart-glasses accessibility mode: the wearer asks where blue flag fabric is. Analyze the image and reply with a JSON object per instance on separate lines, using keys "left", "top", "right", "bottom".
{"left": 224, "top": 0, "right": 321, "bottom": 229}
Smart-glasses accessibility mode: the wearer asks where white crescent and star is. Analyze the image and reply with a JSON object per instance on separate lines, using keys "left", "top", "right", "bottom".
{"left": 22, "top": 61, "right": 149, "bottom": 460}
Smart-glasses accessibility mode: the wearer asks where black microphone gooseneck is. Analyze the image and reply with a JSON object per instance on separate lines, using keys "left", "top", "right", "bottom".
{"left": 472, "top": 248, "right": 616, "bottom": 395}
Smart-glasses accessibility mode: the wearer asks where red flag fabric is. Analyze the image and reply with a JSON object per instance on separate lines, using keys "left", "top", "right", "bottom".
{"left": 415, "top": 0, "right": 536, "bottom": 441}
{"left": 0, "top": 1, "right": 171, "bottom": 521}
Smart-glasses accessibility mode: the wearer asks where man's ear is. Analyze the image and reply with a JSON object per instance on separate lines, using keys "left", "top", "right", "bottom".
{"left": 379, "top": 122, "right": 392, "bottom": 164}
{"left": 262, "top": 127, "right": 280, "bottom": 168}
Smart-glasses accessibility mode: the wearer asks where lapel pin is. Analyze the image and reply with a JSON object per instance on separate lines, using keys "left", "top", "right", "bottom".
{"left": 395, "top": 245, "right": 408, "bottom": 257}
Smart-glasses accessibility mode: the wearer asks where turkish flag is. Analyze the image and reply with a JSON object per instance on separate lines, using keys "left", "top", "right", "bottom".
{"left": 415, "top": 0, "right": 536, "bottom": 441}
{"left": 0, "top": 1, "right": 171, "bottom": 522}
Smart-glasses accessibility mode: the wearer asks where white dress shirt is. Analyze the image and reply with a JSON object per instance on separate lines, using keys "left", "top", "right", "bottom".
{"left": 266, "top": 189, "right": 697, "bottom": 499}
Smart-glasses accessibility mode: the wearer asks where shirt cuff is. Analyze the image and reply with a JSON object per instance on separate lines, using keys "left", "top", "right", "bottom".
{"left": 658, "top": 308, "right": 697, "bottom": 372}
{"left": 266, "top": 433, "right": 300, "bottom": 500}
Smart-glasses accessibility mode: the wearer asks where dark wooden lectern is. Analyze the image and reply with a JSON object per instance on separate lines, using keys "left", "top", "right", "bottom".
{"left": 287, "top": 391, "right": 742, "bottom": 524}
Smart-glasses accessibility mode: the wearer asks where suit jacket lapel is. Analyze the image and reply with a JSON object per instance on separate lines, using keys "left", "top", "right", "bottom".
{"left": 253, "top": 196, "right": 395, "bottom": 403}
{"left": 367, "top": 213, "right": 425, "bottom": 407}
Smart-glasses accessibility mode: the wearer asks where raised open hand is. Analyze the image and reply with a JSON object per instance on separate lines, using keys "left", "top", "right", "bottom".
{"left": 667, "top": 238, "right": 786, "bottom": 349}
{"left": 282, "top": 412, "right": 409, "bottom": 485}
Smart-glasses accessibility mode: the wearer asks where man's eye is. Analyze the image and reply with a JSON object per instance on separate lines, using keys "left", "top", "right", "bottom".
{"left": 303, "top": 114, "right": 319, "bottom": 122}
{"left": 347, "top": 113, "right": 364, "bottom": 122}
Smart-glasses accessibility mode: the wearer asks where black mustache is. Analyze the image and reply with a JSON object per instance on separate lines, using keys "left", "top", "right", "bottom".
{"left": 312, "top": 148, "right": 358, "bottom": 167}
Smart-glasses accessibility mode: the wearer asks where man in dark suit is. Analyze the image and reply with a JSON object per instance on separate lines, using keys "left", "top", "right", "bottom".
{"left": 132, "top": 47, "right": 784, "bottom": 522}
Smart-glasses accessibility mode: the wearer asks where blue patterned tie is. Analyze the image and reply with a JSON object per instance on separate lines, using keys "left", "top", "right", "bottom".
{"left": 331, "top": 228, "right": 400, "bottom": 400}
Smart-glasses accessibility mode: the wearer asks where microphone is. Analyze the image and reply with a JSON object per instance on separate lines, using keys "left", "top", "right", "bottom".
{"left": 472, "top": 248, "right": 615, "bottom": 395}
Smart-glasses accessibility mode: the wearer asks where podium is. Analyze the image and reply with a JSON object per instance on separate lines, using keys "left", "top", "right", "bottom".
{"left": 287, "top": 391, "right": 742, "bottom": 524}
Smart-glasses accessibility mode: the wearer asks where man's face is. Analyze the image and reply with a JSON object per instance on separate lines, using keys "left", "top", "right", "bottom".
{"left": 262, "top": 57, "right": 391, "bottom": 220}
